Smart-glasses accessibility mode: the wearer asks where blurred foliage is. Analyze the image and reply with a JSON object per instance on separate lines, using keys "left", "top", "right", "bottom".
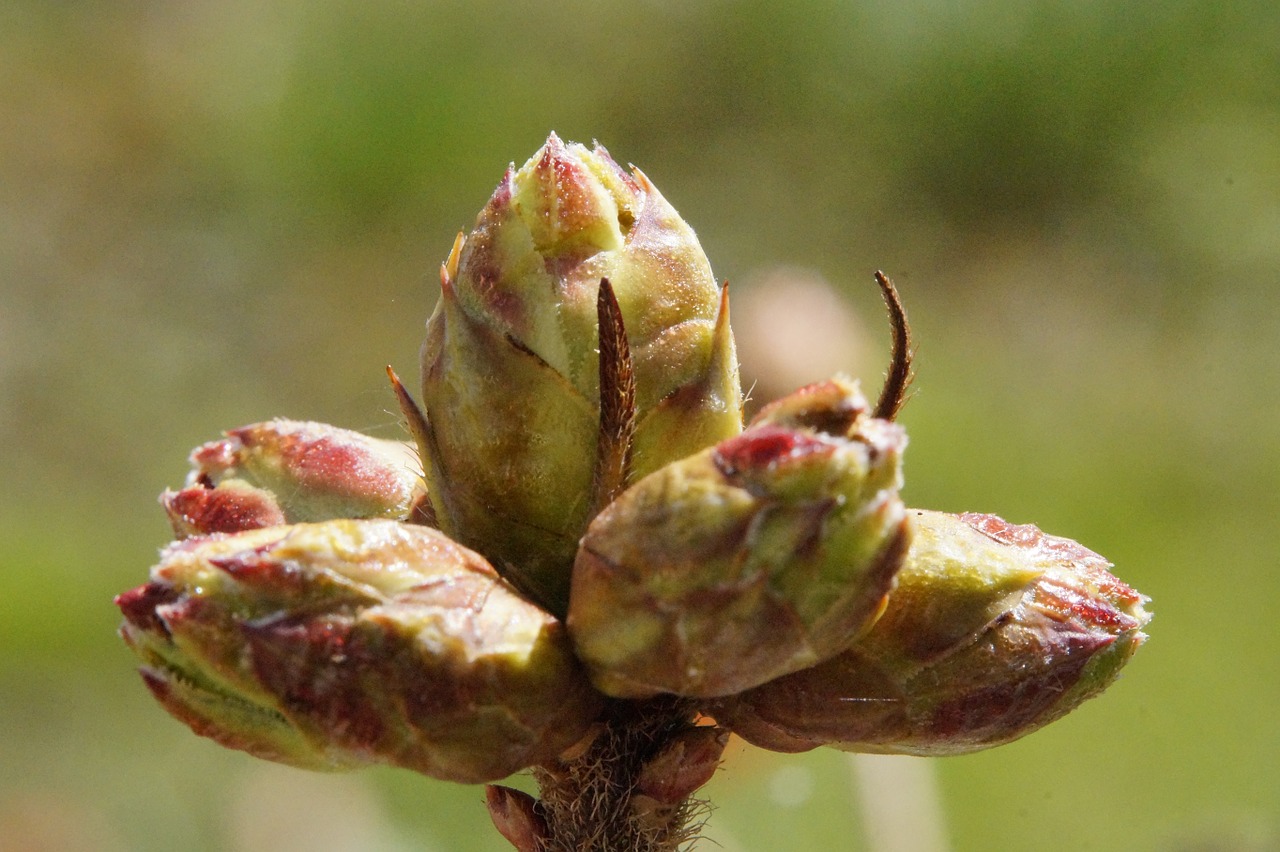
{"left": 2, "top": 0, "right": 1277, "bottom": 849}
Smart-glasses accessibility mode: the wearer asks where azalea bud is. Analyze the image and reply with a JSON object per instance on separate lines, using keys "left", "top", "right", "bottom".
{"left": 115, "top": 520, "right": 604, "bottom": 783}
{"left": 714, "top": 510, "right": 1151, "bottom": 755}
{"left": 568, "top": 377, "right": 909, "bottom": 699}
{"left": 162, "top": 420, "right": 425, "bottom": 537}
{"left": 418, "top": 133, "right": 742, "bottom": 613}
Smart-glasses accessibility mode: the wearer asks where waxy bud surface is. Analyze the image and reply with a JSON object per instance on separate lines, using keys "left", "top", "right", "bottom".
{"left": 568, "top": 378, "right": 909, "bottom": 699}
{"left": 419, "top": 134, "right": 742, "bottom": 612}
{"left": 715, "top": 510, "right": 1151, "bottom": 755}
{"left": 116, "top": 520, "right": 604, "bottom": 782}
{"left": 163, "top": 420, "right": 424, "bottom": 537}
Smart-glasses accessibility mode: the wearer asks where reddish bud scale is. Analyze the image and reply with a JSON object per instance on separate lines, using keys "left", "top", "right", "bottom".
{"left": 196, "top": 425, "right": 399, "bottom": 499}
{"left": 635, "top": 726, "right": 728, "bottom": 805}
{"left": 960, "top": 512, "right": 1146, "bottom": 619}
{"left": 486, "top": 785, "right": 548, "bottom": 852}
{"left": 241, "top": 614, "right": 393, "bottom": 753}
{"left": 712, "top": 427, "right": 836, "bottom": 476}
{"left": 207, "top": 551, "right": 310, "bottom": 590}
{"left": 164, "top": 421, "right": 424, "bottom": 538}
{"left": 163, "top": 482, "right": 286, "bottom": 536}
{"left": 924, "top": 608, "right": 1113, "bottom": 743}
{"left": 115, "top": 583, "right": 182, "bottom": 637}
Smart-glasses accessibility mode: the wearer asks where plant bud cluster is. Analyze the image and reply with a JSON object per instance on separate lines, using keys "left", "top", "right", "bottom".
{"left": 116, "top": 136, "right": 1149, "bottom": 824}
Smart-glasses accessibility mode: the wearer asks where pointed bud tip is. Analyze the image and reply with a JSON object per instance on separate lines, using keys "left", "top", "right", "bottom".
{"left": 486, "top": 785, "right": 547, "bottom": 852}
{"left": 629, "top": 166, "right": 656, "bottom": 194}
{"left": 712, "top": 426, "right": 837, "bottom": 477}
{"left": 751, "top": 376, "right": 870, "bottom": 436}
{"left": 116, "top": 583, "right": 180, "bottom": 635}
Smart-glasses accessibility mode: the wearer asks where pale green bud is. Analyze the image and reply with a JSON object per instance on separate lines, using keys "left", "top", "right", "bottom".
{"left": 162, "top": 420, "right": 425, "bottom": 536}
{"left": 116, "top": 520, "right": 604, "bottom": 782}
{"left": 568, "top": 378, "right": 909, "bottom": 699}
{"left": 714, "top": 510, "right": 1151, "bottom": 755}
{"left": 418, "top": 133, "right": 742, "bottom": 614}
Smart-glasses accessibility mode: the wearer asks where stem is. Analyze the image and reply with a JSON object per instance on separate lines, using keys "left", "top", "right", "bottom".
{"left": 534, "top": 699, "right": 703, "bottom": 852}
{"left": 490, "top": 698, "right": 724, "bottom": 851}
{"left": 849, "top": 754, "right": 950, "bottom": 852}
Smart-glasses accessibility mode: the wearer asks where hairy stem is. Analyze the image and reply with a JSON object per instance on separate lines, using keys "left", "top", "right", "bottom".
{"left": 491, "top": 698, "right": 723, "bottom": 852}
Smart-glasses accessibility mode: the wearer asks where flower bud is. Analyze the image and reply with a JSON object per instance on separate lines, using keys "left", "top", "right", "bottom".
{"left": 115, "top": 520, "right": 604, "bottom": 783}
{"left": 714, "top": 510, "right": 1151, "bottom": 755}
{"left": 162, "top": 420, "right": 425, "bottom": 537}
{"left": 568, "top": 377, "right": 909, "bottom": 699}
{"left": 418, "top": 133, "right": 742, "bottom": 613}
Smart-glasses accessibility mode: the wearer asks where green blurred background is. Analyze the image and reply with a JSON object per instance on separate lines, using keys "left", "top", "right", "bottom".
{"left": 2, "top": 1, "right": 1276, "bottom": 849}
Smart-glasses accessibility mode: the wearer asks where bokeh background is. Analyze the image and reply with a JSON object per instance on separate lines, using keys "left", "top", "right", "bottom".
{"left": 3, "top": 1, "right": 1277, "bottom": 850}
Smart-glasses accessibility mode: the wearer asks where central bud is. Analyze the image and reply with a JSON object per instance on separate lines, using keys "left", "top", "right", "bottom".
{"left": 418, "top": 134, "right": 742, "bottom": 614}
